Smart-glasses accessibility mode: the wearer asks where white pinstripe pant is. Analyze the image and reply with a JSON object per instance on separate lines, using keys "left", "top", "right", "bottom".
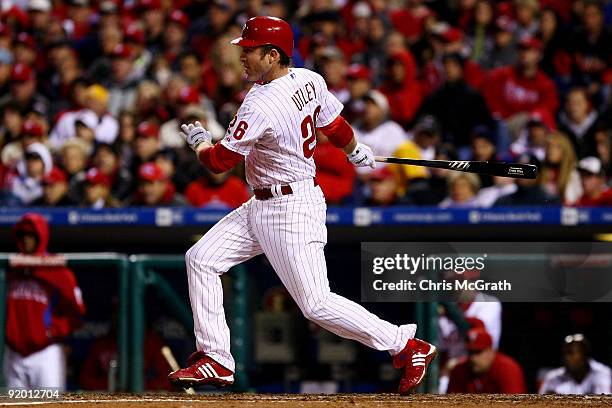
{"left": 185, "top": 179, "right": 416, "bottom": 372}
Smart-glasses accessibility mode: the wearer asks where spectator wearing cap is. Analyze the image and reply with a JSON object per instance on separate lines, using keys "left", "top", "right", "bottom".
{"left": 0, "top": 63, "right": 50, "bottom": 119}
{"left": 81, "top": 167, "right": 119, "bottom": 208}
{"left": 159, "top": 87, "right": 225, "bottom": 149}
{"left": 403, "top": 144, "right": 456, "bottom": 205}
{"left": 568, "top": 1, "right": 612, "bottom": 90}
{"left": 482, "top": 15, "right": 519, "bottom": 69}
{"left": 378, "top": 50, "right": 422, "bottom": 128}
{"left": 447, "top": 327, "right": 526, "bottom": 393}
{"left": 419, "top": 53, "right": 493, "bottom": 151}
{"left": 539, "top": 334, "right": 611, "bottom": 394}
{"left": 438, "top": 301, "right": 503, "bottom": 394}
{"left": 540, "top": 132, "right": 583, "bottom": 204}
{"left": 32, "top": 167, "right": 75, "bottom": 206}
{"left": 104, "top": 44, "right": 139, "bottom": 116}
{"left": 164, "top": 10, "right": 190, "bottom": 65}
{"left": 184, "top": 167, "right": 250, "bottom": 209}
{"left": 131, "top": 162, "right": 185, "bottom": 206}
{"left": 342, "top": 63, "right": 372, "bottom": 125}
{"left": 575, "top": 157, "right": 612, "bottom": 206}
{"left": 495, "top": 154, "right": 561, "bottom": 205}
{"left": 50, "top": 84, "right": 119, "bottom": 150}
{"left": 125, "top": 23, "right": 153, "bottom": 80}
{"left": 2, "top": 118, "right": 48, "bottom": 175}
{"left": 13, "top": 32, "right": 37, "bottom": 67}
{"left": 438, "top": 172, "right": 482, "bottom": 208}
{"left": 364, "top": 167, "right": 401, "bottom": 206}
{"left": 132, "top": 121, "right": 162, "bottom": 172}
{"left": 483, "top": 36, "right": 559, "bottom": 120}
{"left": 558, "top": 87, "right": 601, "bottom": 158}
{"left": 5, "top": 142, "right": 53, "bottom": 205}
{"left": 91, "top": 143, "right": 133, "bottom": 202}
{"left": 353, "top": 90, "right": 407, "bottom": 177}
{"left": 313, "top": 131, "right": 356, "bottom": 205}
{"left": 391, "top": 115, "right": 443, "bottom": 195}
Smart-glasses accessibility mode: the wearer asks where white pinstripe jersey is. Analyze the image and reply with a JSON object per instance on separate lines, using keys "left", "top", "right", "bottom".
{"left": 220, "top": 68, "right": 343, "bottom": 189}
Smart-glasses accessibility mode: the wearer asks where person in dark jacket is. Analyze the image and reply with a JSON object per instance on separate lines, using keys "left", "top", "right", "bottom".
{"left": 419, "top": 53, "right": 493, "bottom": 150}
{"left": 494, "top": 154, "right": 561, "bottom": 205}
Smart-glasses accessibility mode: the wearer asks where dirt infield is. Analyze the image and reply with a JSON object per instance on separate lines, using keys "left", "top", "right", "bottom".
{"left": 1, "top": 393, "right": 612, "bottom": 407}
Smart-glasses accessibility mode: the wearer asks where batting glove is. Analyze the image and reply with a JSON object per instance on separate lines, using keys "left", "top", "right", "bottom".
{"left": 180, "top": 121, "right": 212, "bottom": 152}
{"left": 347, "top": 142, "right": 376, "bottom": 169}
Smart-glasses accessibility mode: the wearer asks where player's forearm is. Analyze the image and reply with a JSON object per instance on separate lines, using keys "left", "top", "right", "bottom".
{"left": 318, "top": 115, "right": 355, "bottom": 150}
{"left": 342, "top": 137, "right": 357, "bottom": 155}
{"left": 196, "top": 143, "right": 243, "bottom": 174}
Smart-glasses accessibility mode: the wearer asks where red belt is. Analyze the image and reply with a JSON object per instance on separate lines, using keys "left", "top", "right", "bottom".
{"left": 253, "top": 179, "right": 318, "bottom": 200}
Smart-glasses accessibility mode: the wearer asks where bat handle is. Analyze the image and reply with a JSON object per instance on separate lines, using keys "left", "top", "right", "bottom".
{"left": 374, "top": 156, "right": 388, "bottom": 163}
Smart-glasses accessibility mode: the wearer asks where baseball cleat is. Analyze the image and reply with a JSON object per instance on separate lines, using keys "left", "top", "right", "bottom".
{"left": 168, "top": 351, "right": 234, "bottom": 388}
{"left": 393, "top": 338, "right": 437, "bottom": 395}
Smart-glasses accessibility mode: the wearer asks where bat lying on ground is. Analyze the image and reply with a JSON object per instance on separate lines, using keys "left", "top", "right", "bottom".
{"left": 375, "top": 156, "right": 538, "bottom": 179}
{"left": 162, "top": 346, "right": 196, "bottom": 394}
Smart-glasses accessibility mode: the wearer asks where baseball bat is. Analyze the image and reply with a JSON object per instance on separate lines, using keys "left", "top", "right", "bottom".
{"left": 162, "top": 346, "right": 196, "bottom": 395}
{"left": 374, "top": 156, "right": 538, "bottom": 179}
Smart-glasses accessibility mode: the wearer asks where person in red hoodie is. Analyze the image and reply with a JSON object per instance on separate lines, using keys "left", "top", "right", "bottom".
{"left": 4, "top": 213, "right": 86, "bottom": 390}
{"left": 377, "top": 50, "right": 423, "bottom": 128}
{"left": 483, "top": 36, "right": 559, "bottom": 120}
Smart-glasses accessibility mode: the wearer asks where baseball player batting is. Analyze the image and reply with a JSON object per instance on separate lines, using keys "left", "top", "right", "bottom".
{"left": 167, "top": 16, "right": 436, "bottom": 395}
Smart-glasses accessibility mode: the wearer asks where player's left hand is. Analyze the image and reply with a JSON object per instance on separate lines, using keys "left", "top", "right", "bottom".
{"left": 347, "top": 142, "right": 376, "bottom": 169}
{"left": 180, "top": 121, "right": 212, "bottom": 152}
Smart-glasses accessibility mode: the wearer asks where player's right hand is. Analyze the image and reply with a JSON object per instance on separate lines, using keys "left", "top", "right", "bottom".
{"left": 347, "top": 142, "right": 376, "bottom": 169}
{"left": 180, "top": 121, "right": 212, "bottom": 152}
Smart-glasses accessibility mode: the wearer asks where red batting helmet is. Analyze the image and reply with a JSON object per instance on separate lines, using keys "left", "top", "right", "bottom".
{"left": 231, "top": 16, "right": 293, "bottom": 57}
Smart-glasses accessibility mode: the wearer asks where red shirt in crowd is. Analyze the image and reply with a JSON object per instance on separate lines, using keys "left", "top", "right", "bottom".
{"left": 575, "top": 188, "right": 612, "bottom": 207}
{"left": 314, "top": 139, "right": 356, "bottom": 204}
{"left": 447, "top": 352, "right": 527, "bottom": 393}
{"left": 185, "top": 175, "right": 250, "bottom": 209}
{"left": 483, "top": 66, "right": 559, "bottom": 119}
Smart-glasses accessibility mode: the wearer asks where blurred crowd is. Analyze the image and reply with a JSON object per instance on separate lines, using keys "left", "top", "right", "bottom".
{"left": 0, "top": 0, "right": 611, "bottom": 208}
